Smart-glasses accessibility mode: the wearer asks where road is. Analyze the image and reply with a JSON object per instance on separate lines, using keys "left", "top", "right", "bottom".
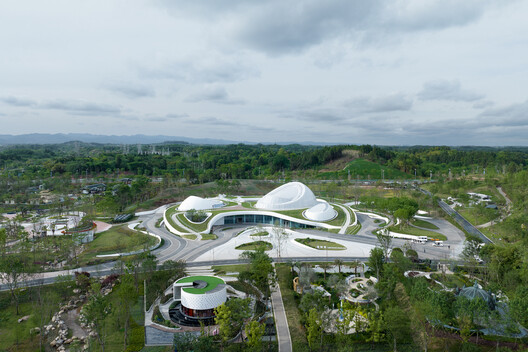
{"left": 1, "top": 205, "right": 464, "bottom": 287}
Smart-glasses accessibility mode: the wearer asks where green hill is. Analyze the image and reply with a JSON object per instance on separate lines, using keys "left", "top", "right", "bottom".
{"left": 319, "top": 158, "right": 410, "bottom": 180}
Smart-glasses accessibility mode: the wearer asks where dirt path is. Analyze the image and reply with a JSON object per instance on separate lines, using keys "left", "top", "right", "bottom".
{"left": 64, "top": 309, "right": 88, "bottom": 339}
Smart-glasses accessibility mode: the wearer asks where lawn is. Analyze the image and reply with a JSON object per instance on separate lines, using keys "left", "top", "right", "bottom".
{"left": 200, "top": 233, "right": 218, "bottom": 240}
{"left": 295, "top": 238, "right": 346, "bottom": 250}
{"left": 235, "top": 240, "right": 273, "bottom": 251}
{"left": 177, "top": 276, "right": 225, "bottom": 294}
{"left": 388, "top": 224, "right": 447, "bottom": 241}
{"left": 412, "top": 218, "right": 440, "bottom": 230}
{"left": 183, "top": 234, "right": 197, "bottom": 240}
{"left": 458, "top": 207, "right": 498, "bottom": 226}
{"left": 212, "top": 264, "right": 250, "bottom": 275}
{"left": 250, "top": 231, "right": 269, "bottom": 237}
{"left": 326, "top": 205, "right": 347, "bottom": 226}
{"left": 77, "top": 225, "right": 158, "bottom": 265}
{"left": 275, "top": 264, "right": 309, "bottom": 351}
{"left": 346, "top": 223, "right": 362, "bottom": 235}
{"left": 318, "top": 158, "right": 411, "bottom": 180}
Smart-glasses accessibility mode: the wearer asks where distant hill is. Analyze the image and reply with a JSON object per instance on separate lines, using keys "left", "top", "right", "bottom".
{"left": 319, "top": 158, "right": 410, "bottom": 180}
{"left": 0, "top": 133, "right": 334, "bottom": 146}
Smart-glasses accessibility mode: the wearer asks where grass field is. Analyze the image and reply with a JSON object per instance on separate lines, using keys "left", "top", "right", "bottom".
{"left": 235, "top": 240, "right": 273, "bottom": 251}
{"left": 77, "top": 225, "right": 157, "bottom": 265}
{"left": 388, "top": 224, "right": 447, "bottom": 241}
{"left": 183, "top": 234, "right": 197, "bottom": 240}
{"left": 295, "top": 238, "right": 346, "bottom": 250}
{"left": 458, "top": 207, "right": 498, "bottom": 226}
{"left": 412, "top": 218, "right": 440, "bottom": 230}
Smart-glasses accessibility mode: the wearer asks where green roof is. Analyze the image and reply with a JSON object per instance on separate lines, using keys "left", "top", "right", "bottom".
{"left": 176, "top": 275, "right": 225, "bottom": 294}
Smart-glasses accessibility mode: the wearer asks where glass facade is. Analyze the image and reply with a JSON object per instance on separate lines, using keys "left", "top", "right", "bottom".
{"left": 222, "top": 214, "right": 314, "bottom": 229}
{"left": 181, "top": 305, "right": 216, "bottom": 319}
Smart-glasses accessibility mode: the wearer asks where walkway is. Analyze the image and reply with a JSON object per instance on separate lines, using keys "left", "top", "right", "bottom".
{"left": 271, "top": 267, "right": 292, "bottom": 352}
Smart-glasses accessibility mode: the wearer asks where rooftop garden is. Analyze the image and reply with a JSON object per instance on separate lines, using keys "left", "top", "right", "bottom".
{"left": 176, "top": 276, "right": 225, "bottom": 294}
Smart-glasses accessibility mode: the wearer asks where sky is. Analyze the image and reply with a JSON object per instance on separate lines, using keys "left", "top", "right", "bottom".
{"left": 1, "top": 0, "right": 528, "bottom": 145}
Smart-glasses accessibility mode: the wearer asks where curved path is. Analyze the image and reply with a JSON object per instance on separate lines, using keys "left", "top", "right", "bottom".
{"left": 1, "top": 204, "right": 465, "bottom": 290}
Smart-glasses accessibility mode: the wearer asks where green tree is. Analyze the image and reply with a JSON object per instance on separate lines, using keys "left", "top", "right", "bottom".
{"left": 245, "top": 320, "right": 265, "bottom": 351}
{"left": 83, "top": 282, "right": 112, "bottom": 351}
{"left": 367, "top": 247, "right": 385, "bottom": 279}
{"left": 214, "top": 298, "right": 251, "bottom": 342}
{"left": 306, "top": 308, "right": 322, "bottom": 351}
{"left": 384, "top": 305, "right": 411, "bottom": 352}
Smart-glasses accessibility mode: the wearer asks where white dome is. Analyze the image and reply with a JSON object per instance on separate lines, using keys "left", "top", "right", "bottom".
{"left": 178, "top": 196, "right": 224, "bottom": 211}
{"left": 304, "top": 202, "right": 337, "bottom": 221}
{"left": 255, "top": 182, "right": 318, "bottom": 210}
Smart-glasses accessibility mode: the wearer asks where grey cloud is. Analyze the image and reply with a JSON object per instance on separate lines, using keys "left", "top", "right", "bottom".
{"left": 1, "top": 95, "right": 122, "bottom": 116}
{"left": 159, "top": 1, "right": 506, "bottom": 55}
{"left": 479, "top": 100, "right": 528, "bottom": 127}
{"left": 42, "top": 100, "right": 121, "bottom": 115}
{"left": 140, "top": 59, "right": 258, "bottom": 84}
{"left": 418, "top": 80, "right": 484, "bottom": 102}
{"left": 473, "top": 100, "right": 495, "bottom": 109}
{"left": 106, "top": 83, "right": 155, "bottom": 99}
{"left": 0, "top": 96, "right": 37, "bottom": 107}
{"left": 186, "top": 87, "right": 245, "bottom": 105}
{"left": 148, "top": 113, "right": 189, "bottom": 122}
{"left": 345, "top": 93, "right": 413, "bottom": 113}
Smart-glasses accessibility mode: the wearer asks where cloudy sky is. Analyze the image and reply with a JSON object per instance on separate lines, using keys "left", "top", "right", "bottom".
{"left": 1, "top": 0, "right": 528, "bottom": 145}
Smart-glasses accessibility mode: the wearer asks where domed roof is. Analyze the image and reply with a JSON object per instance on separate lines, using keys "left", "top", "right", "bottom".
{"left": 255, "top": 182, "right": 318, "bottom": 210}
{"left": 304, "top": 202, "right": 337, "bottom": 221}
{"left": 178, "top": 196, "right": 224, "bottom": 211}
{"left": 459, "top": 282, "right": 495, "bottom": 309}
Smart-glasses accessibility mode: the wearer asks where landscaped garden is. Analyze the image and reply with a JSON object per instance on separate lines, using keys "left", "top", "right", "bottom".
{"left": 235, "top": 241, "right": 272, "bottom": 251}
{"left": 295, "top": 238, "right": 346, "bottom": 250}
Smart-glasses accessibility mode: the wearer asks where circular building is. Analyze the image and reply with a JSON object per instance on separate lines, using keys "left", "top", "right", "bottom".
{"left": 255, "top": 182, "right": 318, "bottom": 210}
{"left": 178, "top": 196, "right": 224, "bottom": 211}
{"left": 304, "top": 201, "right": 337, "bottom": 222}
{"left": 172, "top": 276, "right": 226, "bottom": 321}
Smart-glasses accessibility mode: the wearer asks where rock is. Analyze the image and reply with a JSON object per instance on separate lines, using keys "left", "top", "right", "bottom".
{"left": 73, "top": 288, "right": 81, "bottom": 294}
{"left": 65, "top": 338, "right": 73, "bottom": 344}
{"left": 79, "top": 294, "right": 86, "bottom": 300}
{"left": 50, "top": 340, "right": 57, "bottom": 348}
{"left": 30, "top": 327, "right": 41, "bottom": 334}
{"left": 18, "top": 315, "right": 30, "bottom": 323}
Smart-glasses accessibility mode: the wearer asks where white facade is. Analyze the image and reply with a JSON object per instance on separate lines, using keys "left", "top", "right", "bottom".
{"left": 178, "top": 196, "right": 224, "bottom": 211}
{"left": 255, "top": 182, "right": 318, "bottom": 210}
{"left": 304, "top": 201, "right": 337, "bottom": 221}
{"left": 181, "top": 287, "right": 227, "bottom": 310}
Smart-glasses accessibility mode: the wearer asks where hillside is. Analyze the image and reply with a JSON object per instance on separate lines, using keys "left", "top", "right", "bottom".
{"left": 319, "top": 158, "right": 410, "bottom": 180}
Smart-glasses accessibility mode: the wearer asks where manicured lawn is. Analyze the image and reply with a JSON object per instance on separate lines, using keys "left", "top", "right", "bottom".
{"left": 200, "top": 233, "right": 218, "bottom": 240}
{"left": 346, "top": 223, "right": 361, "bottom": 234}
{"left": 327, "top": 205, "right": 347, "bottom": 226}
{"left": 275, "top": 264, "right": 309, "bottom": 351}
{"left": 388, "top": 224, "right": 447, "bottom": 241}
{"left": 250, "top": 231, "right": 269, "bottom": 237}
{"left": 177, "top": 276, "right": 224, "bottom": 294}
{"left": 77, "top": 225, "right": 157, "bottom": 265}
{"left": 412, "top": 218, "right": 439, "bottom": 230}
{"left": 235, "top": 240, "right": 272, "bottom": 251}
{"left": 212, "top": 264, "right": 250, "bottom": 274}
{"left": 295, "top": 238, "right": 346, "bottom": 250}
{"left": 176, "top": 213, "right": 209, "bottom": 232}
{"left": 272, "top": 208, "right": 308, "bottom": 220}
{"left": 183, "top": 234, "right": 197, "bottom": 240}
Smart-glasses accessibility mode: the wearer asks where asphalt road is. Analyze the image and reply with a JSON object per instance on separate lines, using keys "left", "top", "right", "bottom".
{"left": 1, "top": 206, "right": 465, "bottom": 290}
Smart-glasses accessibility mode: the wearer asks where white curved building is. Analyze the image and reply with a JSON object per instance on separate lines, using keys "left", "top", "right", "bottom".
{"left": 255, "top": 182, "right": 318, "bottom": 210}
{"left": 173, "top": 276, "right": 226, "bottom": 320}
{"left": 178, "top": 196, "right": 224, "bottom": 211}
{"left": 304, "top": 202, "right": 337, "bottom": 222}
